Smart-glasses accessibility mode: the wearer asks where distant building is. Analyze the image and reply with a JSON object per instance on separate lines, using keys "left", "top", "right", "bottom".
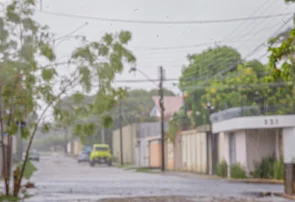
{"left": 150, "top": 96, "right": 184, "bottom": 121}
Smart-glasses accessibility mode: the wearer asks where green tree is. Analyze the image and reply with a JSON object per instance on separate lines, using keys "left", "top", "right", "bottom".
{"left": 58, "top": 88, "right": 175, "bottom": 146}
{"left": 0, "top": 0, "right": 135, "bottom": 198}
{"left": 179, "top": 46, "right": 242, "bottom": 126}
{"left": 267, "top": 1, "right": 295, "bottom": 113}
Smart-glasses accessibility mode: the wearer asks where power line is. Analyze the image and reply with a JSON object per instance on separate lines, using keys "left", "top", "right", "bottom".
{"left": 203, "top": 16, "right": 293, "bottom": 80}
{"left": 54, "top": 22, "right": 89, "bottom": 41}
{"left": 37, "top": 10, "right": 294, "bottom": 25}
{"left": 222, "top": 0, "right": 276, "bottom": 42}
{"left": 183, "top": 81, "right": 292, "bottom": 91}
{"left": 133, "top": 23, "right": 284, "bottom": 51}
{"left": 114, "top": 78, "right": 178, "bottom": 83}
{"left": 178, "top": 16, "right": 291, "bottom": 87}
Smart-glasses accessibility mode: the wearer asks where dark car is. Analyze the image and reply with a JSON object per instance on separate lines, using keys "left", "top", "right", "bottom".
{"left": 77, "top": 150, "right": 90, "bottom": 163}
{"left": 29, "top": 149, "right": 40, "bottom": 161}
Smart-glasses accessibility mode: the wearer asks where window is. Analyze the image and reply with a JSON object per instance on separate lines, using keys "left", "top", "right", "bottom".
{"left": 95, "top": 147, "right": 108, "bottom": 151}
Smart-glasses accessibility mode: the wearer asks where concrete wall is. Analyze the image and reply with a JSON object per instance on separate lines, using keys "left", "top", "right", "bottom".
{"left": 218, "top": 132, "right": 226, "bottom": 163}
{"left": 135, "top": 122, "right": 168, "bottom": 167}
{"left": 73, "top": 140, "right": 83, "bottom": 156}
{"left": 212, "top": 115, "right": 295, "bottom": 133}
{"left": 136, "top": 122, "right": 168, "bottom": 138}
{"left": 220, "top": 129, "right": 280, "bottom": 176}
{"left": 149, "top": 138, "right": 162, "bottom": 168}
{"left": 235, "top": 130, "right": 247, "bottom": 169}
{"left": 181, "top": 129, "right": 207, "bottom": 174}
{"left": 67, "top": 142, "right": 71, "bottom": 154}
{"left": 246, "top": 129, "right": 277, "bottom": 173}
{"left": 283, "top": 127, "right": 295, "bottom": 164}
{"left": 174, "top": 132, "right": 182, "bottom": 170}
{"left": 112, "top": 124, "right": 137, "bottom": 165}
{"left": 136, "top": 137, "right": 149, "bottom": 167}
{"left": 166, "top": 139, "right": 174, "bottom": 170}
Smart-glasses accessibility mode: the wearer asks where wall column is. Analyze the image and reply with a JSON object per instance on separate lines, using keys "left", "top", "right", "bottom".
{"left": 282, "top": 128, "right": 295, "bottom": 195}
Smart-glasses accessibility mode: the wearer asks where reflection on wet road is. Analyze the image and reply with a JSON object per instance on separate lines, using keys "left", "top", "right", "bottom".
{"left": 22, "top": 153, "right": 289, "bottom": 202}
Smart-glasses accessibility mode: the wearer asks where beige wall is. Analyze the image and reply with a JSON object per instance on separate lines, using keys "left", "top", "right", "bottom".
{"left": 236, "top": 130, "right": 247, "bottom": 169}
{"left": 220, "top": 129, "right": 280, "bottom": 176}
{"left": 221, "top": 130, "right": 247, "bottom": 174}
{"left": 218, "top": 132, "right": 226, "bottom": 163}
{"left": 149, "top": 139, "right": 162, "bottom": 168}
{"left": 112, "top": 124, "right": 137, "bottom": 165}
{"left": 181, "top": 129, "right": 207, "bottom": 174}
{"left": 174, "top": 132, "right": 182, "bottom": 170}
{"left": 166, "top": 139, "right": 174, "bottom": 170}
{"left": 73, "top": 140, "right": 83, "bottom": 156}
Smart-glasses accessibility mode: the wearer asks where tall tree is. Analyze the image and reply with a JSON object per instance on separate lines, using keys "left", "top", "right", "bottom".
{"left": 0, "top": 0, "right": 135, "bottom": 198}
{"left": 179, "top": 46, "right": 242, "bottom": 126}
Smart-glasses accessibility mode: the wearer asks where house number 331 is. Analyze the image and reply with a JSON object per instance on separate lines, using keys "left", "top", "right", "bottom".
{"left": 264, "top": 118, "right": 279, "bottom": 125}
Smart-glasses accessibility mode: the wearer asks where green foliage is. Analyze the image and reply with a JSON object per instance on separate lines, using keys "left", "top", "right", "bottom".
{"left": 253, "top": 157, "right": 284, "bottom": 179}
{"left": 110, "top": 88, "right": 175, "bottom": 128}
{"left": 0, "top": 195, "right": 19, "bottom": 201}
{"left": 28, "top": 136, "right": 66, "bottom": 150}
{"left": 41, "top": 68, "right": 57, "bottom": 81}
{"left": 230, "top": 164, "right": 247, "bottom": 179}
{"left": 180, "top": 46, "right": 242, "bottom": 126}
{"left": 180, "top": 43, "right": 294, "bottom": 126}
{"left": 253, "top": 157, "right": 275, "bottom": 179}
{"left": 167, "top": 120, "right": 180, "bottom": 143}
{"left": 217, "top": 160, "right": 228, "bottom": 178}
{"left": 20, "top": 160, "right": 37, "bottom": 180}
{"left": 168, "top": 110, "right": 189, "bottom": 142}
{"left": 0, "top": 0, "right": 136, "bottom": 196}
{"left": 273, "top": 159, "right": 284, "bottom": 180}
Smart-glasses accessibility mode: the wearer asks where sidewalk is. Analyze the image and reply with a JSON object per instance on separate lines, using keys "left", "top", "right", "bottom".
{"left": 165, "top": 171, "right": 284, "bottom": 185}
{"left": 228, "top": 178, "right": 283, "bottom": 185}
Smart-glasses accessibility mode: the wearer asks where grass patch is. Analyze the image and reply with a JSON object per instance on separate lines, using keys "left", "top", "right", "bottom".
{"left": 135, "top": 167, "right": 160, "bottom": 173}
{"left": 116, "top": 164, "right": 132, "bottom": 169}
{"left": 0, "top": 195, "right": 20, "bottom": 201}
{"left": 217, "top": 160, "right": 228, "bottom": 178}
{"left": 230, "top": 164, "right": 247, "bottom": 179}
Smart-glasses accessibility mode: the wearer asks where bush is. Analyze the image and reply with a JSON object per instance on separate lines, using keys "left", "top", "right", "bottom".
{"left": 253, "top": 157, "right": 276, "bottom": 179}
{"left": 273, "top": 159, "right": 284, "bottom": 180}
{"left": 217, "top": 160, "right": 228, "bottom": 177}
{"left": 230, "top": 164, "right": 247, "bottom": 179}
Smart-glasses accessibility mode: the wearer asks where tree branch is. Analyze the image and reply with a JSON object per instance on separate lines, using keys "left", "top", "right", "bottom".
{"left": 15, "top": 73, "right": 81, "bottom": 196}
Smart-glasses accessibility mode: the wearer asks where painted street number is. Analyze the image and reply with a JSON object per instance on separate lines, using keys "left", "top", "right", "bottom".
{"left": 264, "top": 118, "right": 279, "bottom": 125}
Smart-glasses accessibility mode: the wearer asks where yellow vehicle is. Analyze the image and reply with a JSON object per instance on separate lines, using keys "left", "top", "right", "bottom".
{"left": 89, "top": 144, "right": 112, "bottom": 167}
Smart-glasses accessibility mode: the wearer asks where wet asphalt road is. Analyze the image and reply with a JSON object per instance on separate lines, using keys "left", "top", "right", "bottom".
{"left": 17, "top": 153, "right": 291, "bottom": 201}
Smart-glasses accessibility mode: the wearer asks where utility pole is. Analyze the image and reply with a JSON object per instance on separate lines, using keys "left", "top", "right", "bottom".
{"left": 17, "top": 121, "right": 21, "bottom": 162}
{"left": 119, "top": 101, "right": 123, "bottom": 166}
{"left": 159, "top": 66, "right": 165, "bottom": 172}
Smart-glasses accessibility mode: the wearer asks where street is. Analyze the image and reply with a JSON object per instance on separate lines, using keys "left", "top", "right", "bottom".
{"left": 13, "top": 153, "right": 293, "bottom": 201}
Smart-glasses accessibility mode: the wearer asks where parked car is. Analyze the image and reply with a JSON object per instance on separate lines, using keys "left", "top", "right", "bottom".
{"left": 29, "top": 149, "right": 40, "bottom": 161}
{"left": 89, "top": 144, "right": 112, "bottom": 167}
{"left": 77, "top": 150, "right": 90, "bottom": 163}
{"left": 83, "top": 145, "right": 92, "bottom": 153}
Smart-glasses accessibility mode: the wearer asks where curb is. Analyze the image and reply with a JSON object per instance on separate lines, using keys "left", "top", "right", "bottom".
{"left": 258, "top": 192, "right": 295, "bottom": 200}
{"left": 165, "top": 171, "right": 284, "bottom": 185}
{"left": 228, "top": 178, "right": 284, "bottom": 185}
{"left": 273, "top": 192, "right": 295, "bottom": 200}
{"left": 165, "top": 171, "right": 222, "bottom": 180}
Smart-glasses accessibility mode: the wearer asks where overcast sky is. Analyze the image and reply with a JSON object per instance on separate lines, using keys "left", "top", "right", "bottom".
{"left": 2, "top": 0, "right": 295, "bottom": 94}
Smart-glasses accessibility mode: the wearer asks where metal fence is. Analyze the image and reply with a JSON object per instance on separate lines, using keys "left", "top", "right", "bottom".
{"left": 210, "top": 104, "right": 295, "bottom": 123}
